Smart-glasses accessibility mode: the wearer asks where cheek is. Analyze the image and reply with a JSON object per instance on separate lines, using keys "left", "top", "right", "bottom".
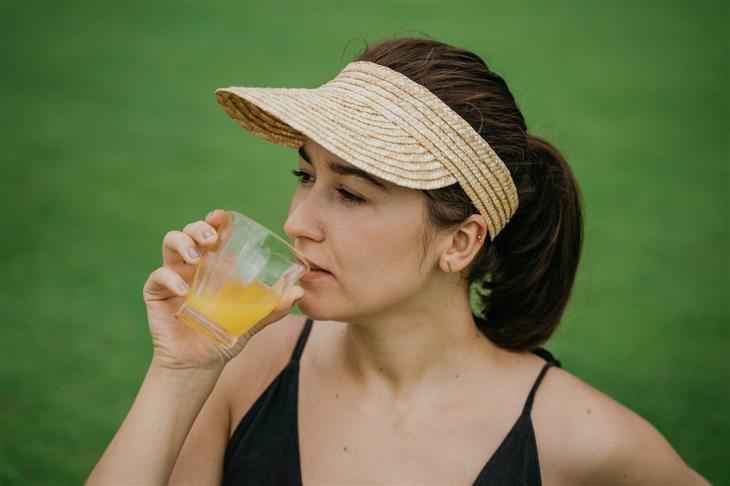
{"left": 337, "top": 216, "right": 425, "bottom": 298}
{"left": 300, "top": 241, "right": 422, "bottom": 322}
{"left": 298, "top": 200, "right": 428, "bottom": 320}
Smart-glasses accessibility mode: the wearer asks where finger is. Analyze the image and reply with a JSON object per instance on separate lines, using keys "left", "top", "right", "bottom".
{"left": 205, "top": 209, "right": 227, "bottom": 227}
{"left": 143, "top": 267, "right": 190, "bottom": 302}
{"left": 258, "top": 286, "right": 305, "bottom": 328}
{"left": 162, "top": 230, "right": 201, "bottom": 267}
{"left": 277, "top": 285, "right": 305, "bottom": 312}
{"left": 228, "top": 286, "right": 305, "bottom": 351}
{"left": 182, "top": 220, "right": 219, "bottom": 249}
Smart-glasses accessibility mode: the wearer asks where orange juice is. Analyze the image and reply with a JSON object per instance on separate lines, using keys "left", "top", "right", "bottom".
{"left": 184, "top": 279, "right": 281, "bottom": 337}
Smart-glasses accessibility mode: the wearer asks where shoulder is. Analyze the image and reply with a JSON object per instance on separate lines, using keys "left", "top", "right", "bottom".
{"left": 216, "top": 313, "right": 309, "bottom": 434}
{"left": 533, "top": 365, "right": 708, "bottom": 485}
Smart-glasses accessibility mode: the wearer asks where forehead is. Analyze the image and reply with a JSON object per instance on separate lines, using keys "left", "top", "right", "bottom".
{"left": 299, "top": 139, "right": 429, "bottom": 225}
{"left": 299, "top": 140, "right": 399, "bottom": 193}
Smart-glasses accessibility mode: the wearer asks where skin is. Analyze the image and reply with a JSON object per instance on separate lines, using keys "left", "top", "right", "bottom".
{"left": 87, "top": 138, "right": 709, "bottom": 485}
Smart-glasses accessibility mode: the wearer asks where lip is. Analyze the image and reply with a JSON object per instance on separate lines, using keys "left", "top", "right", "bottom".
{"left": 308, "top": 262, "right": 328, "bottom": 272}
{"left": 300, "top": 269, "right": 332, "bottom": 282}
{"left": 297, "top": 256, "right": 329, "bottom": 273}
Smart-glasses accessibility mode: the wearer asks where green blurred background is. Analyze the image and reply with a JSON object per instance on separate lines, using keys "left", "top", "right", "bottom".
{"left": 1, "top": 1, "right": 727, "bottom": 484}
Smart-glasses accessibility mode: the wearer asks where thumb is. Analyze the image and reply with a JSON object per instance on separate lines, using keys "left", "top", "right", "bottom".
{"left": 279, "top": 285, "right": 305, "bottom": 309}
{"left": 245, "top": 286, "right": 305, "bottom": 336}
{"left": 267, "top": 285, "right": 305, "bottom": 322}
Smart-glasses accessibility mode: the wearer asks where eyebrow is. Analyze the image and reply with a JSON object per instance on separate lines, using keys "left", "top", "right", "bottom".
{"left": 298, "top": 146, "right": 389, "bottom": 193}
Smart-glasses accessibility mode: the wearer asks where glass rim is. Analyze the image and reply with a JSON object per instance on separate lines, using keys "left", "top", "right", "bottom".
{"left": 226, "top": 210, "right": 310, "bottom": 273}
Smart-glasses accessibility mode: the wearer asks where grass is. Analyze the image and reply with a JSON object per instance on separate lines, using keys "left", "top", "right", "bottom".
{"left": 1, "top": 1, "right": 727, "bottom": 484}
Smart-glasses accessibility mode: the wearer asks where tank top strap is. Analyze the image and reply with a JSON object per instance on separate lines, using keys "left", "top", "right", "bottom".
{"left": 532, "top": 346, "right": 562, "bottom": 368}
{"left": 290, "top": 317, "right": 314, "bottom": 362}
{"left": 521, "top": 361, "right": 555, "bottom": 416}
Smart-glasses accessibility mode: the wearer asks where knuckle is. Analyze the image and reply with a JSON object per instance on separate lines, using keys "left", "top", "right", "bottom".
{"left": 163, "top": 230, "right": 178, "bottom": 242}
{"left": 163, "top": 265, "right": 178, "bottom": 277}
{"left": 159, "top": 268, "right": 179, "bottom": 288}
{"left": 183, "top": 221, "right": 202, "bottom": 234}
{"left": 143, "top": 268, "right": 162, "bottom": 292}
{"left": 163, "top": 230, "right": 188, "bottom": 248}
{"left": 165, "top": 231, "right": 194, "bottom": 254}
{"left": 151, "top": 266, "right": 167, "bottom": 279}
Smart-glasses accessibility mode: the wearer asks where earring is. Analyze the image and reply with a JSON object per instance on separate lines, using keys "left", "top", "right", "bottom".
{"left": 477, "top": 233, "right": 483, "bottom": 242}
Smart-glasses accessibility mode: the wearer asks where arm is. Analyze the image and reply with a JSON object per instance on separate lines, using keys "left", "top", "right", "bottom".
{"left": 166, "top": 314, "right": 306, "bottom": 485}
{"left": 85, "top": 363, "right": 222, "bottom": 485}
{"left": 88, "top": 313, "right": 305, "bottom": 486}
{"left": 85, "top": 209, "right": 304, "bottom": 485}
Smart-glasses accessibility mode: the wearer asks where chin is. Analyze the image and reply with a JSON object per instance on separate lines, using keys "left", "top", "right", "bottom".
{"left": 296, "top": 293, "right": 351, "bottom": 322}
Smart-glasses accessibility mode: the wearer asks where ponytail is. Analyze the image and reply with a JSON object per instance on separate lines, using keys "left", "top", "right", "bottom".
{"left": 471, "top": 134, "right": 584, "bottom": 351}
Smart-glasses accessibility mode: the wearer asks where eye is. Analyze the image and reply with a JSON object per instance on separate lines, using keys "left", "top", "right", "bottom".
{"left": 290, "top": 170, "right": 366, "bottom": 205}
{"left": 291, "top": 169, "right": 313, "bottom": 185}
{"left": 336, "top": 188, "right": 365, "bottom": 204}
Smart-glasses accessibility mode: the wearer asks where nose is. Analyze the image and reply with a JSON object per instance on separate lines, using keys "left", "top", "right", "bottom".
{"left": 283, "top": 190, "right": 326, "bottom": 246}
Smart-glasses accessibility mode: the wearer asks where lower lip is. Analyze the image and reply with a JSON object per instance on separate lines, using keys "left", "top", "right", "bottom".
{"left": 300, "top": 270, "right": 332, "bottom": 282}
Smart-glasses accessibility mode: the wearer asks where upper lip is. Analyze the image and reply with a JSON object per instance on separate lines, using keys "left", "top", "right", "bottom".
{"left": 299, "top": 257, "right": 329, "bottom": 273}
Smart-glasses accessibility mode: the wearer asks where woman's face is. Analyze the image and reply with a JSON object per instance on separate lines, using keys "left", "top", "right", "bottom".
{"left": 284, "top": 139, "right": 439, "bottom": 322}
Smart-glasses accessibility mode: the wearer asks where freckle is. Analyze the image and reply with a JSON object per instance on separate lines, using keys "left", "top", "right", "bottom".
{"left": 343, "top": 446, "right": 348, "bottom": 452}
{"left": 335, "top": 394, "right": 339, "bottom": 399}
{"left": 455, "top": 374, "right": 459, "bottom": 378}
{"left": 587, "top": 408, "right": 592, "bottom": 414}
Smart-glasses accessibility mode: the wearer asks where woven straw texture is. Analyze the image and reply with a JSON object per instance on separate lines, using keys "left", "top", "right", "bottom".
{"left": 215, "top": 60, "right": 519, "bottom": 240}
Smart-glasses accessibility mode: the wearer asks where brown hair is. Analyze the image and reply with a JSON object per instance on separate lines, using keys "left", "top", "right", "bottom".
{"left": 354, "top": 36, "right": 584, "bottom": 352}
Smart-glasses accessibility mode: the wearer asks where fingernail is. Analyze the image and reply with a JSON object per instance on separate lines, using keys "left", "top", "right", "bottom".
{"left": 206, "top": 210, "right": 215, "bottom": 219}
{"left": 177, "top": 281, "right": 189, "bottom": 293}
{"left": 202, "top": 230, "right": 215, "bottom": 241}
{"left": 188, "top": 247, "right": 201, "bottom": 259}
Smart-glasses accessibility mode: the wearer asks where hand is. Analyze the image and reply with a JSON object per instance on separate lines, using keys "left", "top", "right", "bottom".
{"left": 142, "top": 209, "right": 305, "bottom": 373}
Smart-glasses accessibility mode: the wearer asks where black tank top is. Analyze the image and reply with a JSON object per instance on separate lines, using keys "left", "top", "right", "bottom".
{"left": 222, "top": 318, "right": 562, "bottom": 485}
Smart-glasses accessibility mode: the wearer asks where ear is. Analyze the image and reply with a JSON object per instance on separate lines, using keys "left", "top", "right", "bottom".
{"left": 438, "top": 215, "right": 487, "bottom": 274}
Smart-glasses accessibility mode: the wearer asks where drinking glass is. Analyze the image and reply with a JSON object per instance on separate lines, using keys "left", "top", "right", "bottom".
{"left": 175, "top": 210, "right": 310, "bottom": 346}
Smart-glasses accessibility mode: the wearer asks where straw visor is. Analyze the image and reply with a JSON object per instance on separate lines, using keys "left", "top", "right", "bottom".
{"left": 215, "top": 60, "right": 519, "bottom": 240}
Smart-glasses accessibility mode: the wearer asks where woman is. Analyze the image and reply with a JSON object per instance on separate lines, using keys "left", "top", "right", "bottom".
{"left": 86, "top": 37, "right": 708, "bottom": 485}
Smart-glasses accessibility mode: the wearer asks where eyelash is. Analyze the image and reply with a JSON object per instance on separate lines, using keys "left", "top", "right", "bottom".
{"left": 291, "top": 170, "right": 366, "bottom": 204}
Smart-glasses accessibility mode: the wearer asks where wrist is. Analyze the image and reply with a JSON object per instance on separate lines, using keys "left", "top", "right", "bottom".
{"left": 146, "top": 359, "right": 222, "bottom": 400}
{"left": 149, "top": 349, "right": 226, "bottom": 374}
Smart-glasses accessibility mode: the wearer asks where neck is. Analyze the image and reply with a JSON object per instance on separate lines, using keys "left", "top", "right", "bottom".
{"left": 336, "top": 278, "right": 501, "bottom": 400}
